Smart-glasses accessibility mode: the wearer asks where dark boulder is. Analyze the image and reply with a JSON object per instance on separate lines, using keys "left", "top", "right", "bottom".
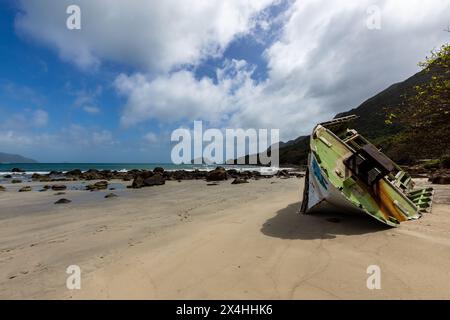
{"left": 18, "top": 186, "right": 32, "bottom": 192}
{"left": 131, "top": 175, "right": 145, "bottom": 189}
{"left": 153, "top": 167, "right": 165, "bottom": 174}
{"left": 11, "top": 179, "right": 22, "bottom": 184}
{"left": 143, "top": 173, "right": 165, "bottom": 186}
{"left": 231, "top": 178, "right": 249, "bottom": 185}
{"left": 226, "top": 169, "right": 239, "bottom": 178}
{"left": 39, "top": 175, "right": 52, "bottom": 182}
{"left": 429, "top": 174, "right": 450, "bottom": 185}
{"left": 86, "top": 181, "right": 108, "bottom": 191}
{"left": 31, "top": 173, "right": 42, "bottom": 180}
{"left": 55, "top": 198, "right": 71, "bottom": 204}
{"left": 0, "top": 186, "right": 5, "bottom": 191}
{"left": 51, "top": 185, "right": 67, "bottom": 191}
{"left": 105, "top": 193, "right": 118, "bottom": 198}
{"left": 130, "top": 171, "right": 157, "bottom": 188}
{"left": 11, "top": 168, "right": 25, "bottom": 173}
{"left": 81, "top": 169, "right": 104, "bottom": 180}
{"left": 206, "top": 167, "right": 228, "bottom": 181}
{"left": 66, "top": 169, "right": 82, "bottom": 177}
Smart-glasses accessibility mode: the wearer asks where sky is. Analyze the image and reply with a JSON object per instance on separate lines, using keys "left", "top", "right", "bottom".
{"left": 0, "top": 0, "right": 449, "bottom": 163}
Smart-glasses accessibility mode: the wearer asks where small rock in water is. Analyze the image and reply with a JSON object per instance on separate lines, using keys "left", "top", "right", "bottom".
{"left": 18, "top": 186, "right": 32, "bottom": 192}
{"left": 0, "top": 186, "right": 6, "bottom": 191}
{"left": 104, "top": 193, "right": 118, "bottom": 199}
{"left": 54, "top": 192, "right": 66, "bottom": 196}
{"left": 54, "top": 198, "right": 71, "bottom": 204}
{"left": 51, "top": 185, "right": 67, "bottom": 191}
{"left": 11, "top": 179, "right": 22, "bottom": 184}
{"left": 11, "top": 168, "right": 25, "bottom": 173}
{"left": 86, "top": 180, "right": 109, "bottom": 191}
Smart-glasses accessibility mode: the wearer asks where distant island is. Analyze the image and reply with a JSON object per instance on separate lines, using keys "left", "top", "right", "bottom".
{"left": 0, "top": 152, "right": 38, "bottom": 163}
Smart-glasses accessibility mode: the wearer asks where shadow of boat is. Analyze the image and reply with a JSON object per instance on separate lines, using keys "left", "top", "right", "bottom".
{"left": 261, "top": 202, "right": 389, "bottom": 240}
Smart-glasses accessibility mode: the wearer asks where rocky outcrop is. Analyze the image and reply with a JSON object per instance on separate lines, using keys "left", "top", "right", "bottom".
{"left": 131, "top": 175, "right": 145, "bottom": 189}
{"left": 206, "top": 167, "right": 228, "bottom": 181}
{"left": 153, "top": 167, "right": 165, "bottom": 174}
{"left": 0, "top": 186, "right": 5, "bottom": 191}
{"left": 130, "top": 171, "right": 166, "bottom": 188}
{"left": 143, "top": 173, "right": 165, "bottom": 186}
{"left": 66, "top": 169, "right": 82, "bottom": 177}
{"left": 86, "top": 181, "right": 108, "bottom": 191}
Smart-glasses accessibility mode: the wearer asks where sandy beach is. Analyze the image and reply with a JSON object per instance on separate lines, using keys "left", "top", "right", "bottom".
{"left": 1, "top": 177, "right": 450, "bottom": 299}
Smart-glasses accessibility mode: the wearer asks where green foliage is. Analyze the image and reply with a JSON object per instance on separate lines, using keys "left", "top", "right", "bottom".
{"left": 441, "top": 154, "right": 450, "bottom": 169}
{"left": 423, "top": 159, "right": 441, "bottom": 170}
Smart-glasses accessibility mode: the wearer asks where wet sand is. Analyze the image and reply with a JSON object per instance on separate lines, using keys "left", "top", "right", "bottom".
{"left": 0, "top": 178, "right": 450, "bottom": 299}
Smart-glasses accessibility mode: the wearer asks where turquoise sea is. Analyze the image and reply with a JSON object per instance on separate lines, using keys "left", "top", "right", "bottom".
{"left": 0, "top": 163, "right": 274, "bottom": 174}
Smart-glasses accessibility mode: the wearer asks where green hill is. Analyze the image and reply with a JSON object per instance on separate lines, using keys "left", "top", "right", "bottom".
{"left": 279, "top": 45, "right": 450, "bottom": 166}
{"left": 0, "top": 152, "right": 37, "bottom": 163}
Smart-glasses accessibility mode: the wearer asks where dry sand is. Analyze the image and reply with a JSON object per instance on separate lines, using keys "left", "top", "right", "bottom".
{"left": 0, "top": 177, "right": 449, "bottom": 299}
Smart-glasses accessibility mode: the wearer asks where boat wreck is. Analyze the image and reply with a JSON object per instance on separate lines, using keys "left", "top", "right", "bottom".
{"left": 300, "top": 115, "right": 433, "bottom": 227}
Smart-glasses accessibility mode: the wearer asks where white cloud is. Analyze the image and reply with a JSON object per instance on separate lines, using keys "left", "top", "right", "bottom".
{"left": 16, "top": 0, "right": 275, "bottom": 72}
{"left": 14, "top": 0, "right": 450, "bottom": 143}
{"left": 83, "top": 106, "right": 100, "bottom": 114}
{"left": 72, "top": 86, "right": 102, "bottom": 114}
{"left": 115, "top": 61, "right": 250, "bottom": 127}
{"left": 0, "top": 130, "right": 34, "bottom": 146}
{"left": 62, "top": 124, "right": 116, "bottom": 147}
{"left": 92, "top": 130, "right": 114, "bottom": 146}
{"left": 0, "top": 124, "right": 115, "bottom": 148}
{"left": 115, "top": 0, "right": 450, "bottom": 140}
{"left": 143, "top": 132, "right": 159, "bottom": 145}
{"left": 32, "top": 109, "right": 48, "bottom": 127}
{"left": 0, "top": 108, "right": 49, "bottom": 130}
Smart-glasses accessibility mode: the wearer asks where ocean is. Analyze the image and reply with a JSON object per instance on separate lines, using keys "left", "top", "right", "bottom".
{"left": 0, "top": 163, "right": 281, "bottom": 175}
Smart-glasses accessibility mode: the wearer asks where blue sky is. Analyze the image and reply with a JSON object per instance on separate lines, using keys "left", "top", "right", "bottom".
{"left": 0, "top": 0, "right": 449, "bottom": 162}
